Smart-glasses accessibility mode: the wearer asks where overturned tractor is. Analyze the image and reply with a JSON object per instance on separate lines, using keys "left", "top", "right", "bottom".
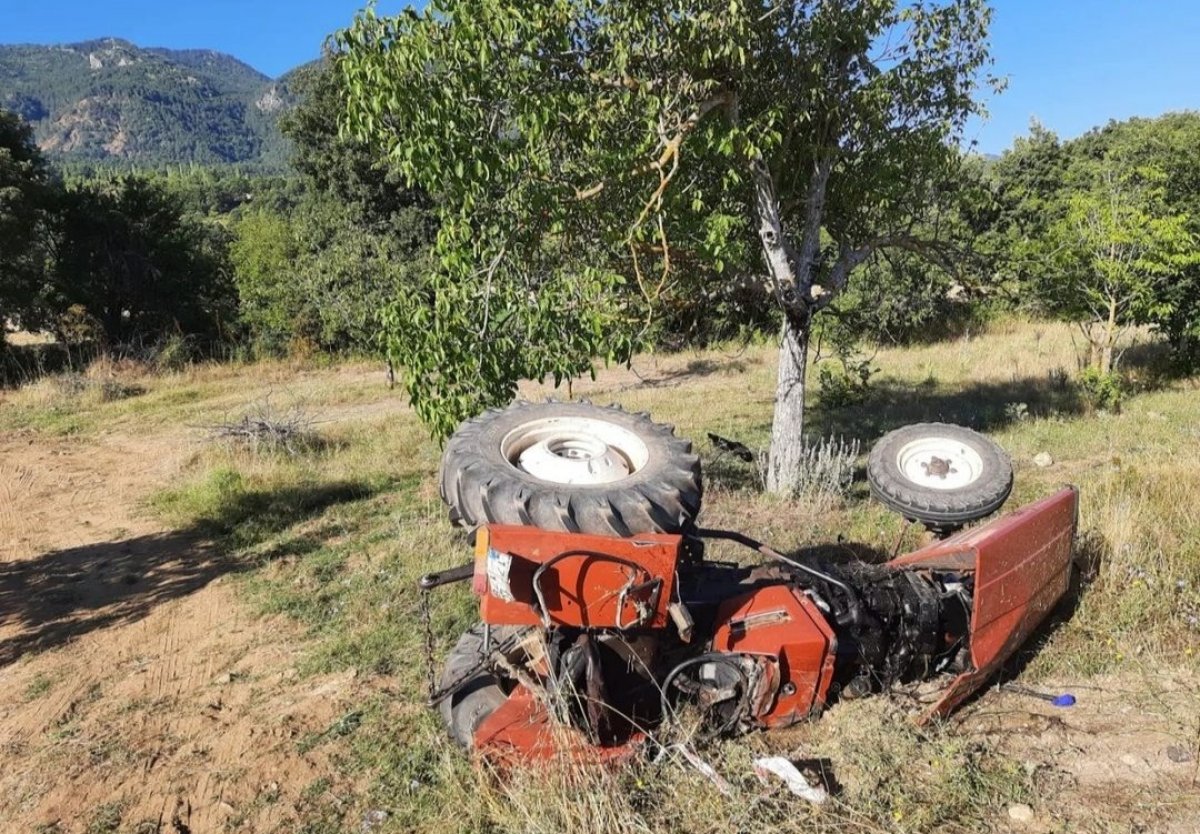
{"left": 420, "top": 402, "right": 1077, "bottom": 763}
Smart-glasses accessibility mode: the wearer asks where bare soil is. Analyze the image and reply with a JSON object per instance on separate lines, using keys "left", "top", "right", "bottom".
{"left": 0, "top": 428, "right": 366, "bottom": 833}
{"left": 962, "top": 673, "right": 1200, "bottom": 832}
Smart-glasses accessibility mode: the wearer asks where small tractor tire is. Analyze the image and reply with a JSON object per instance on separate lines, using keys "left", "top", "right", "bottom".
{"left": 440, "top": 401, "right": 702, "bottom": 536}
{"left": 439, "top": 625, "right": 522, "bottom": 748}
{"left": 868, "top": 422, "right": 1013, "bottom": 529}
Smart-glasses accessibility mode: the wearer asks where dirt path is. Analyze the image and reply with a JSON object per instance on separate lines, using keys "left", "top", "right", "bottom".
{"left": 964, "top": 672, "right": 1200, "bottom": 832}
{"left": 0, "top": 429, "right": 364, "bottom": 833}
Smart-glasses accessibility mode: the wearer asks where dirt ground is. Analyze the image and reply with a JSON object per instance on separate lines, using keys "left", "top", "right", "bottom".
{"left": 1, "top": 362, "right": 1198, "bottom": 832}
{"left": 958, "top": 673, "right": 1200, "bottom": 832}
{"left": 0, "top": 425, "right": 368, "bottom": 833}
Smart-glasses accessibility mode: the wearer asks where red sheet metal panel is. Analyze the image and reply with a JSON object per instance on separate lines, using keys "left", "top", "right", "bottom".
{"left": 710, "top": 584, "right": 838, "bottom": 727}
{"left": 890, "top": 487, "right": 1078, "bottom": 721}
{"left": 474, "top": 686, "right": 644, "bottom": 765}
{"left": 472, "top": 525, "right": 682, "bottom": 629}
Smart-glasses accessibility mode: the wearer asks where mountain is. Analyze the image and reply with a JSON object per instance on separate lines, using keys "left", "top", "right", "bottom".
{"left": 0, "top": 38, "right": 298, "bottom": 169}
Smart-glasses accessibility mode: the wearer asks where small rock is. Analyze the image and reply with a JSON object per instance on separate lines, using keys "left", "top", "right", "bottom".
{"left": 214, "top": 673, "right": 232, "bottom": 686}
{"left": 1007, "top": 803, "right": 1035, "bottom": 824}
{"left": 1166, "top": 745, "right": 1194, "bottom": 763}
{"left": 361, "top": 810, "right": 389, "bottom": 832}
{"left": 217, "top": 801, "right": 237, "bottom": 817}
{"left": 282, "top": 668, "right": 298, "bottom": 680}
{"left": 1033, "top": 452, "right": 1054, "bottom": 468}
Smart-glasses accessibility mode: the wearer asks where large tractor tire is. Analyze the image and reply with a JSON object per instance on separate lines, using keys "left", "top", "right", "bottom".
{"left": 440, "top": 401, "right": 702, "bottom": 536}
{"left": 867, "top": 422, "right": 1013, "bottom": 529}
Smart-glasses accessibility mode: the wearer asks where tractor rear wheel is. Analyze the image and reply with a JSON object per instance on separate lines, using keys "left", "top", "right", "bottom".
{"left": 440, "top": 401, "right": 702, "bottom": 536}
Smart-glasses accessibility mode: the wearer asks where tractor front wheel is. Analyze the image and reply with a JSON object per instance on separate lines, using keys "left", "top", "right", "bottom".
{"left": 867, "top": 422, "right": 1013, "bottom": 530}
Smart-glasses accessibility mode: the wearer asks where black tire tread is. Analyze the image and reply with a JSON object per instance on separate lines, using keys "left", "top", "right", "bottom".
{"left": 439, "top": 401, "right": 703, "bottom": 536}
{"left": 867, "top": 422, "right": 1013, "bottom": 526}
{"left": 438, "top": 625, "right": 524, "bottom": 748}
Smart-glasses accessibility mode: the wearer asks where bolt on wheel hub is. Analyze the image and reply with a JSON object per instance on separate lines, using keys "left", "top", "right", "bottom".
{"left": 896, "top": 438, "right": 984, "bottom": 490}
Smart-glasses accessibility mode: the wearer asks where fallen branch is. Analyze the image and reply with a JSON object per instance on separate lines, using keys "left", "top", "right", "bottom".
{"left": 205, "top": 403, "right": 319, "bottom": 456}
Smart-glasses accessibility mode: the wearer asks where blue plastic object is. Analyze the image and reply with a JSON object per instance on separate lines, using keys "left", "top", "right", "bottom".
{"left": 1001, "top": 683, "right": 1076, "bottom": 707}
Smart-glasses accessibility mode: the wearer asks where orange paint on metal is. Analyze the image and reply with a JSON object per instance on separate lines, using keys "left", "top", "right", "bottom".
{"left": 474, "top": 686, "right": 644, "bottom": 766}
{"left": 889, "top": 487, "right": 1079, "bottom": 721}
{"left": 710, "top": 584, "right": 838, "bottom": 728}
{"left": 474, "top": 525, "right": 682, "bottom": 629}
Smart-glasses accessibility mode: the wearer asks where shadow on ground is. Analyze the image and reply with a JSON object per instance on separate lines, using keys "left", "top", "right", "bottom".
{"left": 698, "top": 371, "right": 1090, "bottom": 492}
{"left": 634, "top": 356, "right": 751, "bottom": 388}
{"left": 809, "top": 373, "right": 1086, "bottom": 442}
{"left": 0, "top": 480, "right": 380, "bottom": 667}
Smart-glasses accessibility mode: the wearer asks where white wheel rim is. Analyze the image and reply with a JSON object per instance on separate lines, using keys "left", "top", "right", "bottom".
{"left": 895, "top": 437, "right": 985, "bottom": 491}
{"left": 501, "top": 416, "right": 650, "bottom": 485}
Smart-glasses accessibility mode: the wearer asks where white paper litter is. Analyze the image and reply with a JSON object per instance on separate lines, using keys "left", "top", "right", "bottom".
{"left": 753, "top": 756, "right": 829, "bottom": 805}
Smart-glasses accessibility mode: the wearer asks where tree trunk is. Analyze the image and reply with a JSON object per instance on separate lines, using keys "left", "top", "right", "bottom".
{"left": 748, "top": 152, "right": 830, "bottom": 496}
{"left": 1099, "top": 295, "right": 1119, "bottom": 374}
{"left": 766, "top": 313, "right": 810, "bottom": 495}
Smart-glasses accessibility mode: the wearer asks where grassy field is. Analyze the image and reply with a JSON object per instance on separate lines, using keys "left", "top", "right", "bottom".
{"left": 3, "top": 319, "right": 1199, "bottom": 833}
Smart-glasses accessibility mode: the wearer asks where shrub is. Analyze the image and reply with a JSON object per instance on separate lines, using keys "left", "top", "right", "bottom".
{"left": 1077, "top": 367, "right": 1123, "bottom": 412}
{"left": 816, "top": 355, "right": 877, "bottom": 409}
{"left": 762, "top": 435, "right": 861, "bottom": 501}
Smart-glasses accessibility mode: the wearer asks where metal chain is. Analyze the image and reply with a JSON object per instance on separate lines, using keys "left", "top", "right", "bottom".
{"left": 419, "top": 584, "right": 520, "bottom": 707}
{"left": 419, "top": 586, "right": 437, "bottom": 701}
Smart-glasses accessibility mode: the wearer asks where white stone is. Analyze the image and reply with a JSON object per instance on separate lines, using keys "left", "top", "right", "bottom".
{"left": 1007, "top": 804, "right": 1035, "bottom": 824}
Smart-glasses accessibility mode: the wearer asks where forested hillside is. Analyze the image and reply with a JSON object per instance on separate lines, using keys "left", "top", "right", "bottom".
{"left": 0, "top": 38, "right": 296, "bottom": 168}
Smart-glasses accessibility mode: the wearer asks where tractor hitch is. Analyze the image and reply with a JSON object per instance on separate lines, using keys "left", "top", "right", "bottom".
{"left": 418, "top": 561, "right": 475, "bottom": 590}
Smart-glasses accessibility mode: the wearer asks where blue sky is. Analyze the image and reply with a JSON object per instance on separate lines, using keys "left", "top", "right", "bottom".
{"left": 0, "top": 1, "right": 408, "bottom": 77}
{"left": 2, "top": 0, "right": 1198, "bottom": 155}
{"left": 967, "top": 0, "right": 1200, "bottom": 154}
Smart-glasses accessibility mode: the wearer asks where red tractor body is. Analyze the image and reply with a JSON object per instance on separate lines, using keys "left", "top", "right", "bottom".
{"left": 453, "top": 487, "right": 1078, "bottom": 762}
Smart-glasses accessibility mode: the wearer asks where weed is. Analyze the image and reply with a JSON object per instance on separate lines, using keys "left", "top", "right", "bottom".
{"left": 51, "top": 372, "right": 144, "bottom": 404}
{"left": 758, "top": 435, "right": 860, "bottom": 503}
{"left": 24, "top": 672, "right": 55, "bottom": 701}
{"left": 816, "top": 354, "right": 876, "bottom": 409}
{"left": 84, "top": 799, "right": 126, "bottom": 834}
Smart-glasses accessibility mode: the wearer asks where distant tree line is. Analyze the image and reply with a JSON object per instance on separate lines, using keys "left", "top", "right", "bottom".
{"left": 796, "top": 113, "right": 1200, "bottom": 399}
{"left": 3, "top": 62, "right": 1200, "bottom": 397}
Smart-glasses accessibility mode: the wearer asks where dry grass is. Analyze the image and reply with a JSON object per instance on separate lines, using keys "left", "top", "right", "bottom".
{"left": 6, "top": 318, "right": 1200, "bottom": 833}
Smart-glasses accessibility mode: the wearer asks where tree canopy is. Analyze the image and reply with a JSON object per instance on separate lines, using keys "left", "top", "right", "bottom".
{"left": 0, "top": 110, "right": 56, "bottom": 341}
{"left": 337, "top": 0, "right": 996, "bottom": 489}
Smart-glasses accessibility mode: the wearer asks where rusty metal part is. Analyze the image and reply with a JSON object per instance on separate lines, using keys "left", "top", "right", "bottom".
{"left": 472, "top": 525, "right": 682, "bottom": 629}
{"left": 709, "top": 585, "right": 838, "bottom": 729}
{"left": 473, "top": 685, "right": 646, "bottom": 766}
{"left": 920, "top": 456, "right": 958, "bottom": 479}
{"left": 889, "top": 486, "right": 1078, "bottom": 721}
